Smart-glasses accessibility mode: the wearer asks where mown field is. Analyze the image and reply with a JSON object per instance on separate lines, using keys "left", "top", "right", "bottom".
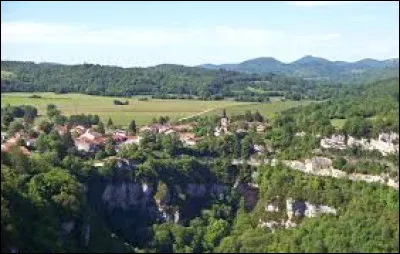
{"left": 1, "top": 92, "right": 314, "bottom": 126}
{"left": 206, "top": 100, "right": 314, "bottom": 119}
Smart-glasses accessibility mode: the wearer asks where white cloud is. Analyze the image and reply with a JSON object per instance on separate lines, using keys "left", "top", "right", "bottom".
{"left": 1, "top": 21, "right": 343, "bottom": 49}
{"left": 287, "top": 1, "right": 360, "bottom": 7}
{"left": 1, "top": 22, "right": 284, "bottom": 47}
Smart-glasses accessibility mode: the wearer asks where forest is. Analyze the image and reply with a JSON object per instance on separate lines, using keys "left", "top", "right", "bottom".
{"left": 1, "top": 61, "right": 345, "bottom": 101}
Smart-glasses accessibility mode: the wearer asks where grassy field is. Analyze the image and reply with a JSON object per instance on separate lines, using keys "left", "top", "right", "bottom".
{"left": 204, "top": 100, "right": 314, "bottom": 119}
{"left": 1, "top": 92, "right": 315, "bottom": 126}
{"left": 330, "top": 118, "right": 347, "bottom": 129}
{"left": 330, "top": 117, "right": 376, "bottom": 130}
{"left": 1, "top": 92, "right": 251, "bottom": 126}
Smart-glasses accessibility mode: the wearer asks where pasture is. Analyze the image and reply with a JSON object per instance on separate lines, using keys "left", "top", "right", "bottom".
{"left": 1, "top": 92, "right": 314, "bottom": 126}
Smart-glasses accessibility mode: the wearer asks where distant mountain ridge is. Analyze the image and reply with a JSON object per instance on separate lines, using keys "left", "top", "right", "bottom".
{"left": 199, "top": 56, "right": 399, "bottom": 83}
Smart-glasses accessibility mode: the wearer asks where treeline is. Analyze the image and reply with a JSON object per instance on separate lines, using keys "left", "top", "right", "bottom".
{"left": 1, "top": 61, "right": 342, "bottom": 102}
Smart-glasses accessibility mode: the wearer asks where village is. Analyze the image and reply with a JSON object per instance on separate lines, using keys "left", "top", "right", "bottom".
{"left": 1, "top": 110, "right": 269, "bottom": 159}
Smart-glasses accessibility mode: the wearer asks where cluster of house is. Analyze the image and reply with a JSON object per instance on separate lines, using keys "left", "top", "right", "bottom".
{"left": 1, "top": 112, "right": 270, "bottom": 157}
{"left": 1, "top": 131, "right": 34, "bottom": 156}
{"left": 138, "top": 123, "right": 199, "bottom": 146}
{"left": 214, "top": 113, "right": 267, "bottom": 137}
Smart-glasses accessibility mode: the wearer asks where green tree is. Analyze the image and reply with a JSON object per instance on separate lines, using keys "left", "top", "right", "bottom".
{"left": 107, "top": 117, "right": 114, "bottom": 128}
{"left": 8, "top": 120, "right": 24, "bottom": 135}
{"left": 97, "top": 121, "right": 105, "bottom": 134}
{"left": 128, "top": 119, "right": 136, "bottom": 134}
{"left": 46, "top": 104, "right": 61, "bottom": 121}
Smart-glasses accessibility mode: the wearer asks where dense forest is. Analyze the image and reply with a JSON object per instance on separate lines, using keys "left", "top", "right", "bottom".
{"left": 2, "top": 61, "right": 346, "bottom": 101}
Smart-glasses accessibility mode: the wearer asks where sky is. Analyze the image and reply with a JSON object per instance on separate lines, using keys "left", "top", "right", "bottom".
{"left": 1, "top": 1, "right": 399, "bottom": 67}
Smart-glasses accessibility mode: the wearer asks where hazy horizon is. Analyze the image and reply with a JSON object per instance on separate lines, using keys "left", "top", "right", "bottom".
{"left": 1, "top": 1, "right": 399, "bottom": 67}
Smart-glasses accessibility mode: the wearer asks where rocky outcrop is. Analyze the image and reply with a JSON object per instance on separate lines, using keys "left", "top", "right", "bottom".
{"left": 61, "top": 221, "right": 75, "bottom": 235}
{"left": 259, "top": 198, "right": 336, "bottom": 232}
{"left": 283, "top": 157, "right": 399, "bottom": 189}
{"left": 286, "top": 198, "right": 337, "bottom": 218}
{"left": 284, "top": 157, "right": 347, "bottom": 178}
{"left": 102, "top": 182, "right": 144, "bottom": 209}
{"left": 321, "top": 133, "right": 399, "bottom": 156}
{"left": 84, "top": 224, "right": 90, "bottom": 247}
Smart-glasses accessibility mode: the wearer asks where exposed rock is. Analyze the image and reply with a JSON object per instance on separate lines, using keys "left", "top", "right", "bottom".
{"left": 265, "top": 203, "right": 279, "bottom": 212}
{"left": 284, "top": 157, "right": 398, "bottom": 189}
{"left": 320, "top": 134, "right": 347, "bottom": 150}
{"left": 102, "top": 182, "right": 143, "bottom": 209}
{"left": 84, "top": 224, "right": 90, "bottom": 247}
{"left": 295, "top": 131, "right": 306, "bottom": 137}
{"left": 209, "top": 184, "right": 230, "bottom": 198}
{"left": 186, "top": 183, "right": 207, "bottom": 198}
{"left": 286, "top": 198, "right": 336, "bottom": 218}
{"left": 62, "top": 221, "right": 75, "bottom": 235}
{"left": 321, "top": 133, "right": 399, "bottom": 156}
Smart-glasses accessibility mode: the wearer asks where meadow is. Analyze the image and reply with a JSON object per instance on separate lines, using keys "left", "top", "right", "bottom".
{"left": 1, "top": 92, "right": 314, "bottom": 126}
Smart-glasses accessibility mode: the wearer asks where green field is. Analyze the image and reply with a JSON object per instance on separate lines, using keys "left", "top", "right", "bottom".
{"left": 330, "top": 117, "right": 376, "bottom": 130}
{"left": 205, "top": 100, "right": 314, "bottom": 119}
{"left": 1, "top": 92, "right": 314, "bottom": 126}
{"left": 330, "top": 118, "right": 347, "bottom": 129}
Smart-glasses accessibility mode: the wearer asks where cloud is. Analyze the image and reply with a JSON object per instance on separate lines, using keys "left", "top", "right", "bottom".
{"left": 287, "top": 1, "right": 360, "bottom": 7}
{"left": 1, "top": 21, "right": 343, "bottom": 49}
{"left": 1, "top": 22, "right": 283, "bottom": 47}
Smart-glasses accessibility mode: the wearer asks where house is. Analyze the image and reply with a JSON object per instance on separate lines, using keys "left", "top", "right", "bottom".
{"left": 74, "top": 130, "right": 105, "bottom": 152}
{"left": 1, "top": 132, "right": 7, "bottom": 143}
{"left": 139, "top": 124, "right": 170, "bottom": 134}
{"left": 1, "top": 142, "right": 32, "bottom": 156}
{"left": 70, "top": 125, "right": 86, "bottom": 135}
{"left": 221, "top": 116, "right": 230, "bottom": 132}
{"left": 171, "top": 124, "right": 194, "bottom": 132}
{"left": 120, "top": 135, "right": 143, "bottom": 146}
{"left": 256, "top": 124, "right": 266, "bottom": 133}
{"left": 164, "top": 129, "right": 176, "bottom": 135}
{"left": 26, "top": 138, "right": 36, "bottom": 148}
{"left": 178, "top": 132, "right": 199, "bottom": 147}
{"left": 113, "top": 130, "right": 128, "bottom": 143}
{"left": 55, "top": 125, "right": 68, "bottom": 135}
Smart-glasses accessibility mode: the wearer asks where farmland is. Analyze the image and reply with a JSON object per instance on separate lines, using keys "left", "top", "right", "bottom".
{"left": 1, "top": 92, "right": 314, "bottom": 126}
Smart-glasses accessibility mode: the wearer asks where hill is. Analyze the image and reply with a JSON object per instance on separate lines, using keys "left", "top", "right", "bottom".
{"left": 200, "top": 56, "right": 399, "bottom": 83}
{"left": 0, "top": 61, "right": 338, "bottom": 102}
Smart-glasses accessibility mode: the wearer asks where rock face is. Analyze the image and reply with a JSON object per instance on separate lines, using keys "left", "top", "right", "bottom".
{"left": 321, "top": 133, "right": 399, "bottom": 156}
{"left": 284, "top": 157, "right": 399, "bottom": 189}
{"left": 84, "top": 224, "right": 90, "bottom": 247}
{"left": 102, "top": 182, "right": 144, "bottom": 209}
{"left": 102, "top": 181, "right": 231, "bottom": 224}
{"left": 265, "top": 203, "right": 279, "bottom": 212}
{"left": 61, "top": 221, "right": 75, "bottom": 235}
{"left": 259, "top": 198, "right": 337, "bottom": 232}
{"left": 284, "top": 157, "right": 347, "bottom": 178}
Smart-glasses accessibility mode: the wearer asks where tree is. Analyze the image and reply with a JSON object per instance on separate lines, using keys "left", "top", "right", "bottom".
{"left": 97, "top": 121, "right": 105, "bottom": 134}
{"left": 128, "top": 119, "right": 136, "bottom": 134}
{"left": 107, "top": 117, "right": 114, "bottom": 128}
{"left": 241, "top": 135, "right": 253, "bottom": 159}
{"left": 244, "top": 110, "right": 253, "bottom": 122}
{"left": 105, "top": 137, "right": 116, "bottom": 156}
{"left": 46, "top": 104, "right": 61, "bottom": 121}
{"left": 203, "top": 218, "right": 229, "bottom": 251}
{"left": 253, "top": 111, "right": 264, "bottom": 122}
{"left": 8, "top": 120, "right": 24, "bottom": 135}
